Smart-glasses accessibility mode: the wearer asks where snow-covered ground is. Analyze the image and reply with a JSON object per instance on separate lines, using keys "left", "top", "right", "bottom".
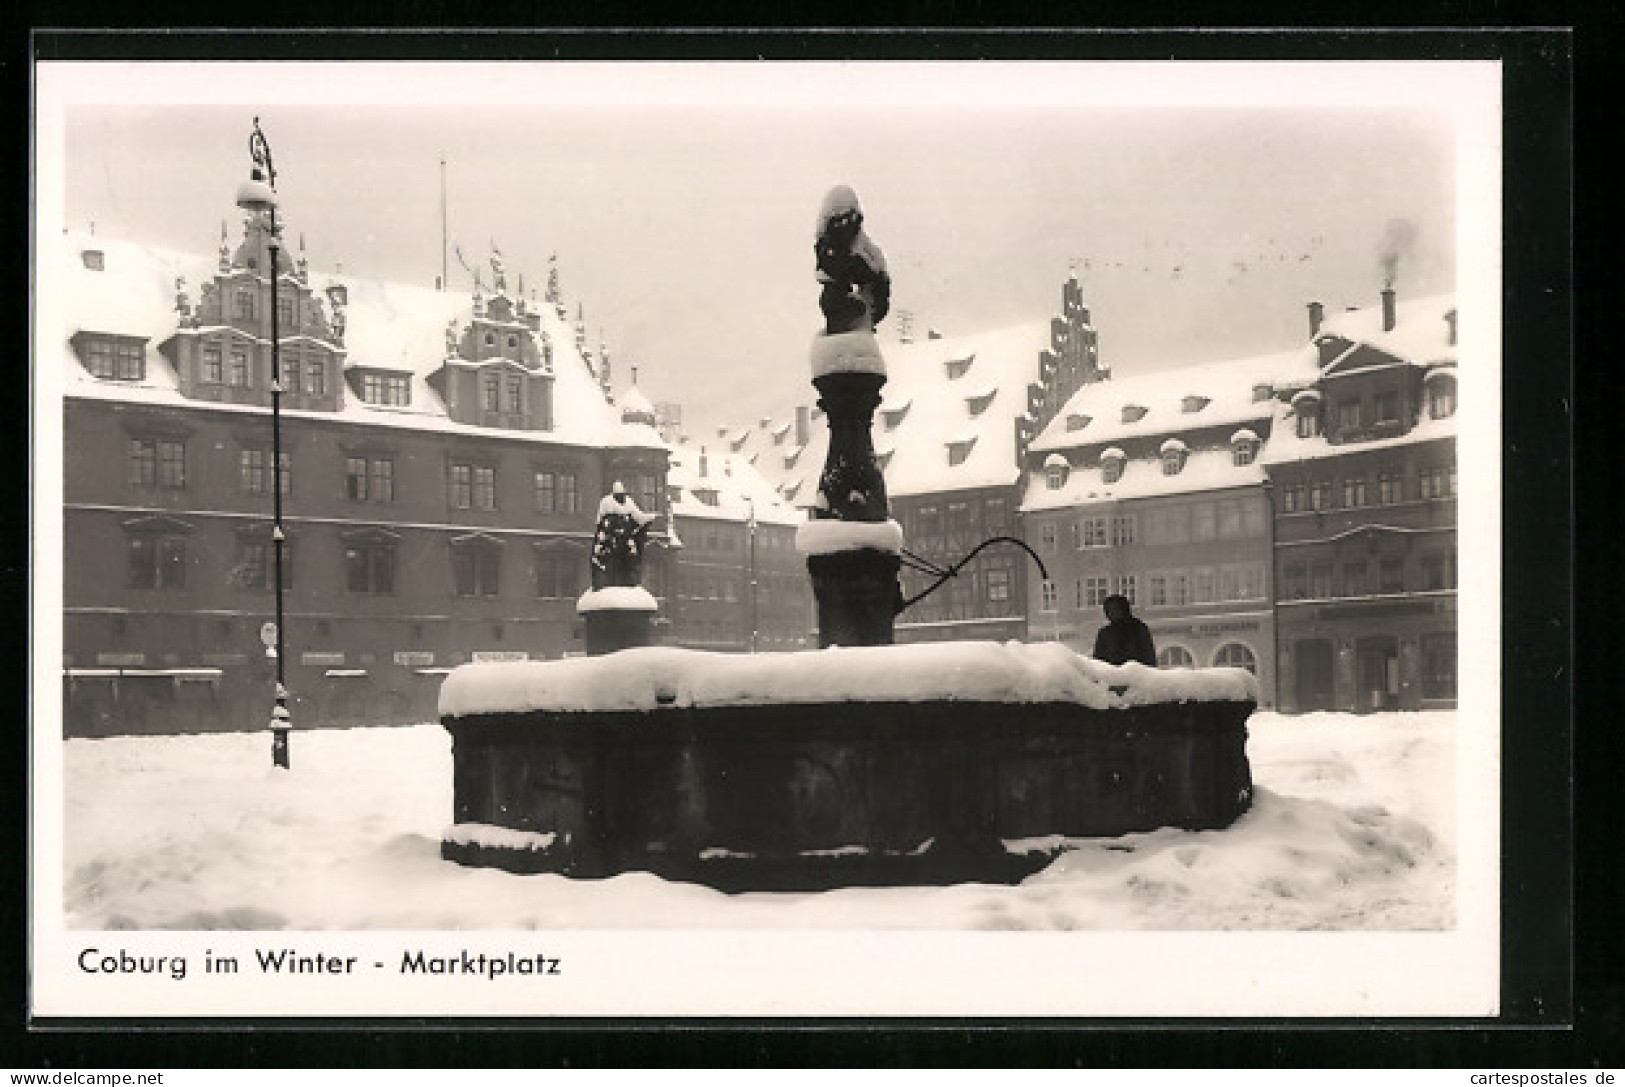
{"left": 62, "top": 710, "right": 1453, "bottom": 932}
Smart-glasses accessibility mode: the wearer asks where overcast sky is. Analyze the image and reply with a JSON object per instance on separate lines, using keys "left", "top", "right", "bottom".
{"left": 46, "top": 62, "right": 1485, "bottom": 440}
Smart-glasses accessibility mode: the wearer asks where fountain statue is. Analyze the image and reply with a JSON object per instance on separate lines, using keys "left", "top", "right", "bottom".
{"left": 437, "top": 189, "right": 1257, "bottom": 891}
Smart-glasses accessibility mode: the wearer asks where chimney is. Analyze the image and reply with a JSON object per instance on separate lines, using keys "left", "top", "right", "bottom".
{"left": 698, "top": 446, "right": 709, "bottom": 478}
{"left": 1307, "top": 301, "right": 1324, "bottom": 338}
{"left": 795, "top": 405, "right": 811, "bottom": 446}
{"left": 1381, "top": 287, "right": 1396, "bottom": 332}
{"left": 1445, "top": 309, "right": 1458, "bottom": 346}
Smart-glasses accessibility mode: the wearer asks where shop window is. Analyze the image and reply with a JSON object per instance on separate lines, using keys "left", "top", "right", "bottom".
{"left": 1158, "top": 645, "right": 1195, "bottom": 669}
{"left": 1213, "top": 642, "right": 1257, "bottom": 674}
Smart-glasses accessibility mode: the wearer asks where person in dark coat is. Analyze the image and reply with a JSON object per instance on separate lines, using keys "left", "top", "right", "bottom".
{"left": 1092, "top": 594, "right": 1156, "bottom": 666}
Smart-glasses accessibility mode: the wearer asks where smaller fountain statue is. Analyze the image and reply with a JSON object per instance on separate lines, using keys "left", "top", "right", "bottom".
{"left": 814, "top": 184, "right": 891, "bottom": 336}
{"left": 577, "top": 482, "right": 661, "bottom": 654}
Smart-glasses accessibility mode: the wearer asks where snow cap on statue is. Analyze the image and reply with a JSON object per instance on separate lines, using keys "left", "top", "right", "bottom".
{"left": 612, "top": 481, "right": 626, "bottom": 496}
{"left": 817, "top": 184, "right": 863, "bottom": 236}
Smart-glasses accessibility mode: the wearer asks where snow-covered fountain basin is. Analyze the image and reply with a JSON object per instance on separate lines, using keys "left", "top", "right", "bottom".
{"left": 438, "top": 641, "right": 1257, "bottom": 890}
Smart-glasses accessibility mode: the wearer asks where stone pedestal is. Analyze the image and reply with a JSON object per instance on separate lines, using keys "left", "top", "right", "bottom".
{"left": 804, "top": 364, "right": 901, "bottom": 647}
{"left": 581, "top": 609, "right": 655, "bottom": 656}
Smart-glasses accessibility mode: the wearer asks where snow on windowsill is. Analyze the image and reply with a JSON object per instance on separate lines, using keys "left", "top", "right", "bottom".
{"left": 443, "top": 823, "right": 560, "bottom": 853}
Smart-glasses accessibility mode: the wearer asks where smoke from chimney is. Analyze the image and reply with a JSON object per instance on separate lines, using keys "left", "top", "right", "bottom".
{"left": 1377, "top": 218, "right": 1419, "bottom": 289}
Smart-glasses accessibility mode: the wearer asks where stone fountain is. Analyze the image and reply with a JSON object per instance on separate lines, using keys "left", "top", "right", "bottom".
{"left": 439, "top": 187, "right": 1255, "bottom": 890}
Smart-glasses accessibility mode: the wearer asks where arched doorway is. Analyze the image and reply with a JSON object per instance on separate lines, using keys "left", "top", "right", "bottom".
{"left": 1157, "top": 645, "right": 1195, "bottom": 669}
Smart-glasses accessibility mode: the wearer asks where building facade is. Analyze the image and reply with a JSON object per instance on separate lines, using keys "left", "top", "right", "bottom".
{"left": 714, "top": 273, "right": 1104, "bottom": 644}
{"left": 1263, "top": 293, "right": 1458, "bottom": 713}
{"left": 1022, "top": 354, "right": 1287, "bottom": 705}
{"left": 664, "top": 442, "right": 812, "bottom": 652}
{"left": 57, "top": 192, "right": 668, "bottom": 737}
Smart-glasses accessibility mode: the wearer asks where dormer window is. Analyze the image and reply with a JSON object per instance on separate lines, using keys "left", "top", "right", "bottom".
{"left": 1160, "top": 438, "right": 1188, "bottom": 475}
{"left": 965, "top": 389, "right": 997, "bottom": 417}
{"left": 1044, "top": 453, "right": 1070, "bottom": 491}
{"left": 1065, "top": 413, "right": 1091, "bottom": 432}
{"left": 693, "top": 487, "right": 720, "bottom": 508}
{"left": 1230, "top": 428, "right": 1260, "bottom": 466}
{"left": 881, "top": 400, "right": 911, "bottom": 430}
{"left": 944, "top": 355, "right": 975, "bottom": 380}
{"left": 784, "top": 446, "right": 803, "bottom": 469}
{"left": 1100, "top": 447, "right": 1126, "bottom": 484}
{"left": 1251, "top": 383, "right": 1273, "bottom": 403}
{"left": 79, "top": 335, "right": 145, "bottom": 381}
{"left": 1426, "top": 370, "right": 1457, "bottom": 419}
{"left": 484, "top": 332, "right": 496, "bottom": 347}
{"left": 1180, "top": 395, "right": 1210, "bottom": 414}
{"left": 81, "top": 249, "right": 104, "bottom": 271}
{"left": 1121, "top": 404, "right": 1148, "bottom": 424}
{"left": 1291, "top": 390, "right": 1322, "bottom": 439}
{"left": 947, "top": 437, "right": 978, "bottom": 466}
{"left": 876, "top": 449, "right": 894, "bottom": 471}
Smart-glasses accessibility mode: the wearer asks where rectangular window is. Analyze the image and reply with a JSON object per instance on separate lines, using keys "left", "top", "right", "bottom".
{"left": 453, "top": 545, "right": 501, "bottom": 597}
{"left": 307, "top": 358, "right": 326, "bottom": 397}
{"left": 1343, "top": 562, "right": 1368, "bottom": 597}
{"left": 986, "top": 568, "right": 1010, "bottom": 602}
{"left": 1169, "top": 571, "right": 1190, "bottom": 606}
{"left": 112, "top": 342, "right": 143, "bottom": 380}
{"left": 1192, "top": 503, "right": 1216, "bottom": 541}
{"left": 506, "top": 376, "right": 523, "bottom": 415}
{"left": 85, "top": 339, "right": 113, "bottom": 378}
{"left": 128, "top": 536, "right": 186, "bottom": 589}
{"left": 241, "top": 449, "right": 290, "bottom": 495}
{"left": 637, "top": 473, "right": 659, "bottom": 514}
{"left": 156, "top": 440, "right": 186, "bottom": 489}
{"left": 1192, "top": 567, "right": 1216, "bottom": 604}
{"left": 1085, "top": 576, "right": 1111, "bottom": 608}
{"left": 1073, "top": 579, "right": 1084, "bottom": 610}
{"left": 1040, "top": 579, "right": 1057, "bottom": 611}
{"left": 1040, "top": 522, "right": 1058, "bottom": 553}
{"left": 1218, "top": 499, "right": 1245, "bottom": 539}
{"left": 1282, "top": 484, "right": 1304, "bottom": 514}
{"left": 450, "top": 465, "right": 473, "bottom": 509}
{"left": 1309, "top": 481, "right": 1330, "bottom": 511}
{"left": 534, "top": 550, "right": 582, "bottom": 599}
{"left": 128, "top": 439, "right": 156, "bottom": 488}
{"left": 1421, "top": 553, "right": 1457, "bottom": 591}
{"left": 1283, "top": 564, "right": 1308, "bottom": 600}
{"left": 1111, "top": 515, "right": 1136, "bottom": 547}
{"left": 1342, "top": 476, "right": 1368, "bottom": 508}
{"left": 234, "top": 290, "right": 255, "bottom": 321}
{"left": 534, "top": 471, "right": 556, "bottom": 512}
{"left": 1336, "top": 397, "right": 1362, "bottom": 430}
{"left": 1218, "top": 564, "right": 1241, "bottom": 602}
{"left": 232, "top": 539, "right": 290, "bottom": 591}
{"left": 1378, "top": 472, "right": 1403, "bottom": 504}
{"left": 202, "top": 345, "right": 223, "bottom": 384}
{"left": 1375, "top": 388, "right": 1400, "bottom": 423}
{"left": 1113, "top": 574, "right": 1137, "bottom": 605}
{"left": 1067, "top": 521, "right": 1081, "bottom": 550}
{"left": 559, "top": 472, "right": 579, "bottom": 514}
{"left": 1429, "top": 384, "right": 1456, "bottom": 419}
{"left": 1379, "top": 558, "right": 1405, "bottom": 593}
{"left": 984, "top": 497, "right": 1010, "bottom": 533}
{"left": 1296, "top": 410, "right": 1321, "bottom": 439}
{"left": 473, "top": 467, "right": 496, "bottom": 511}
{"left": 346, "top": 457, "right": 369, "bottom": 501}
{"left": 278, "top": 294, "right": 295, "bottom": 328}
{"left": 229, "top": 349, "right": 250, "bottom": 387}
{"left": 1081, "top": 517, "right": 1108, "bottom": 548}
{"left": 370, "top": 459, "right": 393, "bottom": 503}
{"left": 482, "top": 373, "right": 501, "bottom": 412}
{"left": 1148, "top": 573, "right": 1168, "bottom": 607}
{"left": 345, "top": 544, "right": 395, "bottom": 594}
{"left": 1310, "top": 564, "right": 1333, "bottom": 599}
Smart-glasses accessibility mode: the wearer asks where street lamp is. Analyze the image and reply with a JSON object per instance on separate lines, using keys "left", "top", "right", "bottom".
{"left": 746, "top": 496, "right": 759, "bottom": 653}
{"left": 236, "top": 117, "right": 291, "bottom": 769}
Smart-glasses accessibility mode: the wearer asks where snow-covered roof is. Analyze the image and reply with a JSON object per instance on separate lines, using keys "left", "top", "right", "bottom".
{"left": 1023, "top": 447, "right": 1266, "bottom": 512}
{"left": 665, "top": 446, "right": 805, "bottom": 527}
{"left": 55, "top": 229, "right": 661, "bottom": 452}
{"left": 1032, "top": 348, "right": 1306, "bottom": 454}
{"left": 1315, "top": 292, "right": 1457, "bottom": 369}
{"left": 720, "top": 320, "right": 1050, "bottom": 506}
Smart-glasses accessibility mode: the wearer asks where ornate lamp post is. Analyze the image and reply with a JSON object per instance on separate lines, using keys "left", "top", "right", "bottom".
{"left": 236, "top": 118, "right": 291, "bottom": 769}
